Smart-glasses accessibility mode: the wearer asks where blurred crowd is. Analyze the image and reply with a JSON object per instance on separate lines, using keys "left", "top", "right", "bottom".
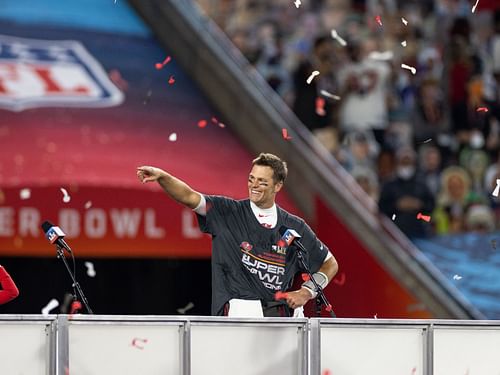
{"left": 196, "top": 0, "right": 500, "bottom": 238}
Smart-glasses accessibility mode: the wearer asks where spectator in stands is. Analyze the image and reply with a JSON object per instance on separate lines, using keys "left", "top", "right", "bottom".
{"left": 376, "top": 147, "right": 396, "bottom": 185}
{"left": 465, "top": 204, "right": 496, "bottom": 233}
{"left": 379, "top": 147, "right": 435, "bottom": 238}
{"left": 351, "top": 166, "right": 380, "bottom": 211}
{"left": 0, "top": 265, "right": 19, "bottom": 305}
{"left": 418, "top": 143, "right": 443, "bottom": 197}
{"left": 338, "top": 130, "right": 379, "bottom": 172}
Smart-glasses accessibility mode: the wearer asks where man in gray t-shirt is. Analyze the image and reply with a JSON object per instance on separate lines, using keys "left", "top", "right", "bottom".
{"left": 137, "top": 153, "right": 338, "bottom": 316}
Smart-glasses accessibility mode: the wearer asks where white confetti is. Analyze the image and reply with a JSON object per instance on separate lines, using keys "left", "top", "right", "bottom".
{"left": 294, "top": 0, "right": 301, "bottom": 8}
{"left": 401, "top": 17, "right": 408, "bottom": 26}
{"left": 472, "top": 0, "right": 479, "bottom": 13}
{"left": 368, "top": 51, "right": 394, "bottom": 61}
{"left": 373, "top": 314, "right": 378, "bottom": 319}
{"left": 19, "top": 188, "right": 31, "bottom": 200}
{"left": 41, "top": 298, "right": 59, "bottom": 315}
{"left": 392, "top": 214, "right": 396, "bottom": 221}
{"left": 423, "top": 138, "right": 432, "bottom": 143}
{"left": 401, "top": 63, "right": 417, "bottom": 75}
{"left": 177, "top": 302, "right": 195, "bottom": 314}
{"left": 320, "top": 90, "right": 341, "bottom": 101}
{"left": 60, "top": 187, "right": 71, "bottom": 203}
{"left": 84, "top": 261, "right": 96, "bottom": 277}
{"left": 401, "top": 40, "right": 407, "bottom": 47}
{"left": 168, "top": 133, "right": 177, "bottom": 142}
{"left": 453, "top": 274, "right": 462, "bottom": 280}
{"left": 330, "top": 29, "right": 347, "bottom": 47}
{"left": 84, "top": 201, "right": 92, "bottom": 209}
{"left": 306, "top": 70, "right": 320, "bottom": 84}
{"left": 492, "top": 179, "right": 500, "bottom": 197}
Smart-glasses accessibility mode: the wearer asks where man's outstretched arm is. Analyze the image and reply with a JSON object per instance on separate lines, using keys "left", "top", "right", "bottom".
{"left": 137, "top": 166, "right": 202, "bottom": 209}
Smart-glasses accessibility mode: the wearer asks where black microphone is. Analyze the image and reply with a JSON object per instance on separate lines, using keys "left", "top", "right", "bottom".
{"left": 278, "top": 226, "right": 307, "bottom": 253}
{"left": 41, "top": 221, "right": 73, "bottom": 253}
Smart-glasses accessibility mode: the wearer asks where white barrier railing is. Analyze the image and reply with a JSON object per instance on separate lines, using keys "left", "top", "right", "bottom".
{"left": 1, "top": 315, "right": 499, "bottom": 375}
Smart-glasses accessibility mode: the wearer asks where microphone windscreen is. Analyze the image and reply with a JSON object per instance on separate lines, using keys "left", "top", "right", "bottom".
{"left": 41, "top": 221, "right": 53, "bottom": 233}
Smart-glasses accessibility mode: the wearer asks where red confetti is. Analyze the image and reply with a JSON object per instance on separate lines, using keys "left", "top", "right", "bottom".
{"left": 155, "top": 56, "right": 171, "bottom": 70}
{"left": 375, "top": 15, "right": 383, "bottom": 26}
{"left": 315, "top": 97, "right": 326, "bottom": 116}
{"left": 333, "top": 272, "right": 346, "bottom": 286}
{"left": 211, "top": 117, "right": 218, "bottom": 124}
{"left": 275, "top": 291, "right": 289, "bottom": 300}
{"left": 476, "top": 107, "right": 489, "bottom": 113}
{"left": 168, "top": 76, "right": 175, "bottom": 85}
{"left": 131, "top": 337, "right": 148, "bottom": 350}
{"left": 197, "top": 120, "right": 207, "bottom": 128}
{"left": 70, "top": 300, "right": 82, "bottom": 314}
{"left": 301, "top": 273, "right": 310, "bottom": 282}
{"left": 282, "top": 128, "right": 292, "bottom": 140}
{"left": 416, "top": 212, "right": 431, "bottom": 222}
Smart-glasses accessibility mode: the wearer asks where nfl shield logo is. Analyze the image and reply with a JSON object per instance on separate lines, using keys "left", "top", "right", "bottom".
{"left": 0, "top": 34, "right": 124, "bottom": 111}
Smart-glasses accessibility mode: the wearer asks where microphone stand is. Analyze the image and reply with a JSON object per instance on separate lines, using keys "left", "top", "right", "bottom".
{"left": 294, "top": 245, "right": 336, "bottom": 318}
{"left": 56, "top": 245, "right": 93, "bottom": 314}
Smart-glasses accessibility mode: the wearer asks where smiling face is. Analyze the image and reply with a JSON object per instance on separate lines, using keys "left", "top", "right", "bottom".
{"left": 248, "top": 165, "right": 283, "bottom": 208}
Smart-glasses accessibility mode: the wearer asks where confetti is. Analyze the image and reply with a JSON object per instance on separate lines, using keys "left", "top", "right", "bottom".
{"left": 392, "top": 214, "right": 396, "bottom": 220}
{"left": 217, "top": 122, "right": 226, "bottom": 128}
{"left": 41, "top": 298, "right": 59, "bottom": 315}
{"left": 401, "top": 40, "right": 407, "bottom": 47}
{"left": 423, "top": 138, "right": 432, "bottom": 143}
{"left": 322, "top": 370, "right": 332, "bottom": 375}
{"left": 177, "top": 302, "right": 195, "bottom": 314}
{"left": 375, "top": 15, "right": 383, "bottom": 26}
{"left": 274, "top": 291, "right": 289, "bottom": 300}
{"left": 301, "top": 273, "right": 310, "bottom": 282}
{"left": 19, "top": 188, "right": 31, "bottom": 200}
{"left": 492, "top": 179, "right": 500, "bottom": 197}
{"left": 316, "top": 97, "right": 326, "bottom": 116}
{"left": 416, "top": 212, "right": 431, "bottom": 222}
{"left": 373, "top": 314, "right": 378, "bottom": 319}
{"left": 282, "top": 128, "right": 292, "bottom": 140}
{"left": 306, "top": 70, "right": 320, "bottom": 84}
{"left": 84, "top": 201, "right": 92, "bottom": 209}
{"left": 168, "top": 132, "right": 177, "bottom": 142}
{"left": 453, "top": 274, "right": 462, "bottom": 280}
{"left": 368, "top": 51, "right": 394, "bottom": 61}
{"left": 411, "top": 367, "right": 417, "bottom": 375}
{"left": 131, "top": 338, "right": 148, "bottom": 350}
{"left": 211, "top": 117, "right": 218, "bottom": 124}
{"left": 197, "top": 120, "right": 207, "bottom": 128}
{"left": 60, "top": 188, "right": 71, "bottom": 203}
{"left": 211, "top": 117, "right": 226, "bottom": 128}
{"left": 294, "top": 0, "right": 301, "bottom": 8}
{"left": 108, "top": 69, "right": 128, "bottom": 90}
{"left": 168, "top": 75, "right": 175, "bottom": 85}
{"left": 402, "top": 17, "right": 408, "bottom": 26}
{"left": 476, "top": 106, "right": 489, "bottom": 113}
{"left": 84, "top": 261, "right": 96, "bottom": 277}
{"left": 155, "top": 56, "right": 171, "bottom": 70}
{"left": 401, "top": 63, "right": 417, "bottom": 75}
{"left": 320, "top": 90, "right": 341, "bottom": 101}
{"left": 472, "top": 0, "right": 479, "bottom": 13}
{"left": 70, "top": 300, "right": 82, "bottom": 314}
{"left": 330, "top": 29, "right": 347, "bottom": 46}
{"left": 333, "top": 272, "right": 346, "bottom": 286}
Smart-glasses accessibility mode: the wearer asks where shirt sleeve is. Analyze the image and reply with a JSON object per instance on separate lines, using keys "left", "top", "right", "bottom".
{"left": 195, "top": 195, "right": 237, "bottom": 235}
{"left": 0, "top": 266, "right": 20, "bottom": 305}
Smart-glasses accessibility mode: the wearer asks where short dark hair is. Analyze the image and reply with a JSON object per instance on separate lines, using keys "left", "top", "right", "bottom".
{"left": 252, "top": 153, "right": 288, "bottom": 184}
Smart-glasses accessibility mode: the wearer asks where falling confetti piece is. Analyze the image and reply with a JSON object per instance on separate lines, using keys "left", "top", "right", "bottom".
{"left": 476, "top": 107, "right": 489, "bottom": 113}
{"left": 423, "top": 138, "right": 432, "bottom": 143}
{"left": 306, "top": 70, "right": 320, "bottom": 84}
{"left": 368, "top": 51, "right": 394, "bottom": 61}
{"left": 108, "top": 69, "right": 128, "bottom": 90}
{"left": 41, "top": 298, "right": 59, "bottom": 315}
{"left": 131, "top": 338, "right": 148, "bottom": 350}
{"left": 301, "top": 273, "right": 310, "bottom": 282}
{"left": 218, "top": 122, "right": 226, "bottom": 128}
{"left": 211, "top": 117, "right": 218, "bottom": 124}
{"left": 84, "top": 262, "right": 96, "bottom": 278}
{"left": 60, "top": 188, "right": 71, "bottom": 203}
{"left": 320, "top": 90, "right": 341, "bottom": 101}
{"left": 333, "top": 272, "right": 346, "bottom": 286}
{"left": 19, "top": 188, "right": 31, "bottom": 200}
{"left": 84, "top": 201, "right": 92, "bottom": 209}
{"left": 70, "top": 300, "right": 82, "bottom": 314}
{"left": 294, "top": 0, "right": 301, "bottom": 8}
{"left": 401, "top": 40, "right": 407, "bottom": 47}
{"left": 401, "top": 63, "right": 417, "bottom": 75}
{"left": 492, "top": 179, "right": 500, "bottom": 197}
{"left": 282, "top": 128, "right": 292, "bottom": 140}
{"left": 402, "top": 17, "right": 408, "bottom": 26}
{"left": 472, "top": 0, "right": 479, "bottom": 13}
{"left": 316, "top": 97, "right": 326, "bottom": 116}
{"left": 177, "top": 302, "right": 195, "bottom": 314}
{"left": 416, "top": 212, "right": 431, "bottom": 222}
{"left": 274, "top": 291, "right": 289, "bottom": 300}
{"left": 392, "top": 214, "right": 396, "bottom": 220}
{"left": 373, "top": 314, "right": 378, "bottom": 319}
{"left": 411, "top": 367, "right": 417, "bottom": 375}
{"left": 155, "top": 56, "right": 171, "bottom": 70}
{"left": 330, "top": 29, "right": 347, "bottom": 46}
{"left": 168, "top": 76, "right": 175, "bottom": 85}
{"left": 168, "top": 133, "right": 177, "bottom": 142}
{"left": 197, "top": 120, "right": 207, "bottom": 128}
{"left": 375, "top": 15, "right": 383, "bottom": 26}
{"left": 453, "top": 274, "right": 462, "bottom": 280}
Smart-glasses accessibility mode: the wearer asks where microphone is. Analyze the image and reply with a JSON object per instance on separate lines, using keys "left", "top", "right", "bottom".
{"left": 41, "top": 221, "right": 73, "bottom": 253}
{"left": 278, "top": 226, "right": 307, "bottom": 253}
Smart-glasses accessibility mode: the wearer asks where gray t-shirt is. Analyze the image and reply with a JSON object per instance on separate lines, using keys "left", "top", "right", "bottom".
{"left": 196, "top": 195, "right": 329, "bottom": 315}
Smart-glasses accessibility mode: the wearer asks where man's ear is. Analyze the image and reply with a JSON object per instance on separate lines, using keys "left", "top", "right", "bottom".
{"left": 274, "top": 181, "right": 283, "bottom": 193}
